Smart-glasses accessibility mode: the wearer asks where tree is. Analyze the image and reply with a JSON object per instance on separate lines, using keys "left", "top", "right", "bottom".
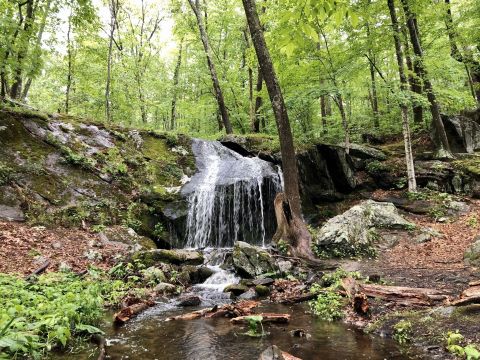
{"left": 187, "top": 0, "right": 233, "bottom": 134}
{"left": 170, "top": 39, "right": 184, "bottom": 130}
{"left": 387, "top": 0, "right": 416, "bottom": 192}
{"left": 242, "top": 0, "right": 314, "bottom": 259}
{"left": 400, "top": 0, "right": 451, "bottom": 156}
{"left": 106, "top": 0, "right": 122, "bottom": 122}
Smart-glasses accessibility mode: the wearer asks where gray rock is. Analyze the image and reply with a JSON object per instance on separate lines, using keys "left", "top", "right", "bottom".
{"left": 315, "top": 200, "right": 414, "bottom": 257}
{"left": 224, "top": 284, "right": 249, "bottom": 296}
{"left": 254, "top": 284, "right": 270, "bottom": 297}
{"left": 277, "top": 260, "right": 293, "bottom": 274}
{"left": 442, "top": 114, "right": 480, "bottom": 153}
{"left": 259, "top": 345, "right": 286, "bottom": 360}
{"left": 177, "top": 294, "right": 201, "bottom": 307}
{"left": 238, "top": 288, "right": 258, "bottom": 300}
{"left": 154, "top": 282, "right": 176, "bottom": 295}
{"left": 253, "top": 277, "right": 275, "bottom": 286}
{"left": 464, "top": 236, "right": 480, "bottom": 267}
{"left": 446, "top": 201, "right": 470, "bottom": 216}
{"left": 338, "top": 142, "right": 387, "bottom": 160}
{"left": 232, "top": 241, "right": 278, "bottom": 278}
{"left": 0, "top": 205, "right": 25, "bottom": 221}
{"left": 414, "top": 233, "right": 432, "bottom": 244}
{"left": 99, "top": 226, "right": 157, "bottom": 252}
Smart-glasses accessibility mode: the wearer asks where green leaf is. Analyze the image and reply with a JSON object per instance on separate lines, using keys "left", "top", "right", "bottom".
{"left": 75, "top": 324, "right": 104, "bottom": 335}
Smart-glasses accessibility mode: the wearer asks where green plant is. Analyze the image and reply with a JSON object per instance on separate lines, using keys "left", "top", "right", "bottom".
{"left": 308, "top": 291, "right": 343, "bottom": 321}
{"left": 393, "top": 320, "right": 412, "bottom": 345}
{"left": 91, "top": 224, "right": 106, "bottom": 233}
{"left": 0, "top": 163, "right": 15, "bottom": 186}
{"left": 446, "top": 331, "right": 480, "bottom": 359}
{"left": 152, "top": 222, "right": 165, "bottom": 238}
{"left": 242, "top": 315, "right": 266, "bottom": 337}
{"left": 467, "top": 215, "right": 478, "bottom": 229}
{"left": 277, "top": 239, "right": 289, "bottom": 255}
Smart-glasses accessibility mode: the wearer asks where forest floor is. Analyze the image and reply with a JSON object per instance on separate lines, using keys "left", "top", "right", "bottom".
{"left": 0, "top": 221, "right": 127, "bottom": 275}
{"left": 336, "top": 190, "right": 480, "bottom": 359}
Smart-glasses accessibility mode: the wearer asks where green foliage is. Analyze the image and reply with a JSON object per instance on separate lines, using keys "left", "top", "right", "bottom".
{"left": 320, "top": 268, "right": 362, "bottom": 289}
{"left": 445, "top": 331, "right": 480, "bottom": 360}
{"left": 277, "top": 239, "right": 289, "bottom": 255}
{"left": 0, "top": 163, "right": 15, "bottom": 186}
{"left": 0, "top": 271, "right": 131, "bottom": 359}
{"left": 393, "top": 320, "right": 412, "bottom": 345}
{"left": 242, "top": 315, "right": 266, "bottom": 337}
{"left": 308, "top": 290, "right": 344, "bottom": 321}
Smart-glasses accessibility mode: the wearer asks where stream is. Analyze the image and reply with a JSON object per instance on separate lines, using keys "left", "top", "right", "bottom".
{"left": 51, "top": 267, "right": 415, "bottom": 360}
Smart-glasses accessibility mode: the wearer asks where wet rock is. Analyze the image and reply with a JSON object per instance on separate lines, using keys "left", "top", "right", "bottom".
{"left": 290, "top": 328, "right": 312, "bottom": 340}
{"left": 133, "top": 249, "right": 204, "bottom": 267}
{"left": 177, "top": 294, "right": 201, "bottom": 307}
{"left": 224, "top": 284, "right": 249, "bottom": 296}
{"left": 314, "top": 200, "right": 414, "bottom": 257}
{"left": 259, "top": 345, "right": 299, "bottom": 360}
{"left": 232, "top": 241, "right": 278, "bottom": 278}
{"left": 464, "top": 236, "right": 480, "bottom": 267}
{"left": 154, "top": 282, "right": 176, "bottom": 295}
{"left": 194, "top": 266, "right": 215, "bottom": 283}
{"left": 238, "top": 288, "right": 258, "bottom": 300}
{"left": 253, "top": 278, "right": 275, "bottom": 286}
{"left": 255, "top": 285, "right": 270, "bottom": 297}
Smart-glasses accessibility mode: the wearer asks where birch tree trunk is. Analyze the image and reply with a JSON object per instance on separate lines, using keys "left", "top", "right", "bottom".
{"left": 388, "top": 0, "right": 417, "bottom": 192}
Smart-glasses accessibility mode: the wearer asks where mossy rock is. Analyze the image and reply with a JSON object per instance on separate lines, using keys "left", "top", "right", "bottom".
{"left": 133, "top": 249, "right": 204, "bottom": 267}
{"left": 224, "top": 284, "right": 249, "bottom": 296}
{"left": 255, "top": 284, "right": 271, "bottom": 297}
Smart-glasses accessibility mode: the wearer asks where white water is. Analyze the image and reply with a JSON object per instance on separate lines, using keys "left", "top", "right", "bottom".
{"left": 183, "top": 139, "right": 282, "bottom": 248}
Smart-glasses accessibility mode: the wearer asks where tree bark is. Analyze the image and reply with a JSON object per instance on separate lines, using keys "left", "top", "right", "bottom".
{"left": 105, "top": 0, "right": 120, "bottom": 122}
{"left": 254, "top": 66, "right": 264, "bottom": 131}
{"left": 444, "top": 0, "right": 480, "bottom": 104}
{"left": 243, "top": 0, "right": 314, "bottom": 259}
{"left": 400, "top": 0, "right": 451, "bottom": 155}
{"left": 320, "top": 94, "right": 327, "bottom": 134}
{"left": 65, "top": 14, "right": 73, "bottom": 114}
{"left": 334, "top": 93, "right": 350, "bottom": 153}
{"left": 388, "top": 0, "right": 417, "bottom": 192}
{"left": 366, "top": 22, "right": 379, "bottom": 128}
{"left": 188, "top": 0, "right": 233, "bottom": 134}
{"left": 21, "top": 0, "right": 51, "bottom": 101}
{"left": 10, "top": 0, "right": 35, "bottom": 100}
{"left": 170, "top": 40, "right": 183, "bottom": 130}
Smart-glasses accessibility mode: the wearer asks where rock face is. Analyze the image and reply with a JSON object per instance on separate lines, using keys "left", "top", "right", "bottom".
{"left": 314, "top": 200, "right": 414, "bottom": 257}
{"left": 464, "top": 236, "right": 480, "bottom": 267}
{"left": 442, "top": 114, "right": 480, "bottom": 153}
{"left": 0, "top": 108, "right": 194, "bottom": 244}
{"left": 232, "top": 241, "right": 278, "bottom": 278}
{"left": 99, "top": 226, "right": 157, "bottom": 252}
{"left": 133, "top": 249, "right": 204, "bottom": 267}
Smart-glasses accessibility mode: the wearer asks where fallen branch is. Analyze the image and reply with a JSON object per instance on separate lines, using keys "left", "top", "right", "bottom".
{"left": 25, "top": 260, "right": 50, "bottom": 280}
{"left": 231, "top": 313, "right": 290, "bottom": 324}
{"left": 114, "top": 300, "right": 155, "bottom": 324}
{"left": 280, "top": 292, "right": 318, "bottom": 304}
{"left": 451, "top": 283, "right": 480, "bottom": 306}
{"left": 166, "top": 300, "right": 259, "bottom": 321}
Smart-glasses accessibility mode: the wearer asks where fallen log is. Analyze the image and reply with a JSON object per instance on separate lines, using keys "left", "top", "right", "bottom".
{"left": 25, "top": 260, "right": 50, "bottom": 280}
{"left": 451, "top": 283, "right": 480, "bottom": 306}
{"left": 280, "top": 292, "right": 318, "bottom": 304}
{"left": 166, "top": 300, "right": 259, "bottom": 321}
{"left": 231, "top": 313, "right": 290, "bottom": 325}
{"left": 114, "top": 300, "right": 155, "bottom": 324}
{"left": 341, "top": 277, "right": 449, "bottom": 306}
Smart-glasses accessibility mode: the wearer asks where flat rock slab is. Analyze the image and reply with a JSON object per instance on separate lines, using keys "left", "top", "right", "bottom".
{"left": 134, "top": 249, "right": 204, "bottom": 266}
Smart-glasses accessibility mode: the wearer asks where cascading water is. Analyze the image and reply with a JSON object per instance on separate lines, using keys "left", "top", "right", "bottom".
{"left": 181, "top": 139, "right": 282, "bottom": 248}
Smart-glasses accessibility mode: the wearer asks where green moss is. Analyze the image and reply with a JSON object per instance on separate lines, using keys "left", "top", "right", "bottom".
{"left": 0, "top": 162, "right": 15, "bottom": 185}
{"left": 453, "top": 156, "right": 480, "bottom": 177}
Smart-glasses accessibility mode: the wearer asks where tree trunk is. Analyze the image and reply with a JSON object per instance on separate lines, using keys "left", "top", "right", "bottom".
{"left": 170, "top": 40, "right": 183, "bottom": 130}
{"left": 254, "top": 66, "right": 263, "bottom": 131}
{"left": 388, "top": 0, "right": 417, "bottom": 192}
{"left": 401, "top": 22, "right": 423, "bottom": 124}
{"left": 188, "top": 0, "right": 233, "bottom": 134}
{"left": 444, "top": 0, "right": 480, "bottom": 104}
{"left": 242, "top": 0, "right": 314, "bottom": 260}
{"left": 366, "top": 21, "right": 379, "bottom": 128}
{"left": 65, "top": 14, "right": 73, "bottom": 114}
{"left": 10, "top": 0, "right": 35, "bottom": 100}
{"left": 334, "top": 94, "right": 350, "bottom": 153}
{"left": 105, "top": 0, "right": 118, "bottom": 122}
{"left": 21, "top": 0, "right": 51, "bottom": 101}
{"left": 320, "top": 94, "right": 327, "bottom": 134}
{"left": 400, "top": 0, "right": 451, "bottom": 155}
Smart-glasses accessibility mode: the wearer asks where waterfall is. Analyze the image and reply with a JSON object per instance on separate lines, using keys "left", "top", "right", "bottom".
{"left": 181, "top": 139, "right": 282, "bottom": 248}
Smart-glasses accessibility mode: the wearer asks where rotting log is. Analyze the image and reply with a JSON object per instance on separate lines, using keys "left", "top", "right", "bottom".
{"left": 341, "top": 277, "right": 449, "bottom": 307}
{"left": 114, "top": 300, "right": 155, "bottom": 324}
{"left": 231, "top": 313, "right": 290, "bottom": 324}
{"left": 166, "top": 301, "right": 259, "bottom": 321}
{"left": 25, "top": 260, "right": 50, "bottom": 280}
{"left": 451, "top": 283, "right": 480, "bottom": 306}
{"left": 341, "top": 277, "right": 369, "bottom": 315}
{"left": 280, "top": 292, "right": 318, "bottom": 305}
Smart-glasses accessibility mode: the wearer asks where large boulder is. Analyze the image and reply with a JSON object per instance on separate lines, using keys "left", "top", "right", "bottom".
{"left": 133, "top": 249, "right": 203, "bottom": 267}
{"left": 314, "top": 200, "right": 414, "bottom": 257}
{"left": 99, "top": 226, "right": 157, "bottom": 252}
{"left": 464, "top": 236, "right": 480, "bottom": 267}
{"left": 232, "top": 241, "right": 278, "bottom": 278}
{"left": 442, "top": 114, "right": 480, "bottom": 153}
